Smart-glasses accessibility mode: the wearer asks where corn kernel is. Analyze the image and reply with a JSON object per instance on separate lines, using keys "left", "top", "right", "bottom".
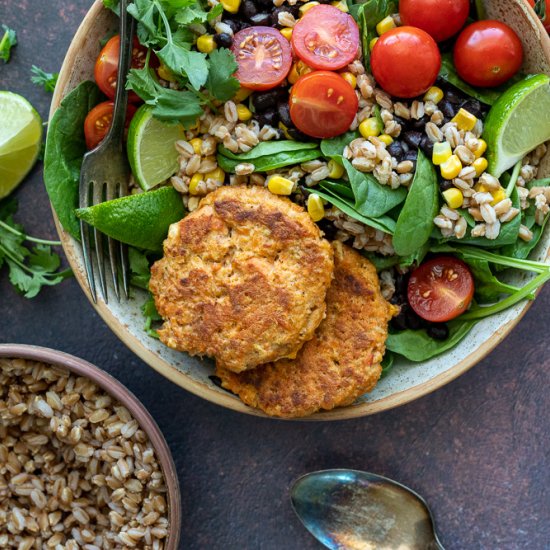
{"left": 307, "top": 193, "right": 325, "bottom": 222}
{"left": 221, "top": 0, "right": 241, "bottom": 14}
{"left": 299, "top": 1, "right": 319, "bottom": 15}
{"left": 376, "top": 16, "right": 396, "bottom": 35}
{"left": 189, "top": 174, "right": 203, "bottom": 195}
{"left": 331, "top": 0, "right": 349, "bottom": 11}
{"left": 288, "top": 60, "right": 312, "bottom": 84}
{"left": 442, "top": 188, "right": 464, "bottom": 209}
{"left": 378, "top": 134, "right": 393, "bottom": 146}
{"left": 440, "top": 155, "right": 462, "bottom": 180}
{"left": 359, "top": 117, "right": 381, "bottom": 139}
{"left": 205, "top": 167, "right": 225, "bottom": 183}
{"left": 280, "top": 27, "right": 293, "bottom": 41}
{"left": 340, "top": 72, "right": 357, "bottom": 89}
{"left": 268, "top": 175, "right": 295, "bottom": 195}
{"left": 491, "top": 187, "right": 506, "bottom": 205}
{"left": 327, "top": 159, "right": 345, "bottom": 179}
{"left": 432, "top": 141, "right": 452, "bottom": 165}
{"left": 473, "top": 138, "right": 487, "bottom": 158}
{"left": 474, "top": 182, "right": 489, "bottom": 193}
{"left": 472, "top": 157, "right": 488, "bottom": 177}
{"left": 423, "top": 86, "right": 444, "bottom": 104}
{"left": 189, "top": 138, "right": 202, "bottom": 155}
{"left": 236, "top": 104, "right": 252, "bottom": 121}
{"left": 451, "top": 108, "right": 477, "bottom": 132}
{"left": 157, "top": 64, "right": 177, "bottom": 82}
{"left": 197, "top": 35, "right": 216, "bottom": 54}
{"left": 369, "top": 37, "right": 379, "bottom": 51}
{"left": 233, "top": 87, "right": 252, "bottom": 103}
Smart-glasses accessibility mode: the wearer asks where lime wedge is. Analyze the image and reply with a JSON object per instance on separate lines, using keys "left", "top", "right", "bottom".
{"left": 76, "top": 186, "right": 186, "bottom": 251}
{"left": 0, "top": 91, "right": 43, "bottom": 198}
{"left": 484, "top": 74, "right": 550, "bottom": 177}
{"left": 127, "top": 105, "right": 185, "bottom": 191}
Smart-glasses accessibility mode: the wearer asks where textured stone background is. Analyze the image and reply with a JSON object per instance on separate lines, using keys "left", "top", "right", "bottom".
{"left": 1, "top": 1, "right": 549, "bottom": 548}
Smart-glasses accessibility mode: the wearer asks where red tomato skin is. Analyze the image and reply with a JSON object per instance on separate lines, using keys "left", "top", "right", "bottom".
{"left": 289, "top": 71, "right": 358, "bottom": 139}
{"left": 407, "top": 256, "right": 475, "bottom": 323}
{"left": 291, "top": 5, "right": 360, "bottom": 71}
{"left": 232, "top": 27, "right": 292, "bottom": 91}
{"left": 453, "top": 21, "right": 523, "bottom": 87}
{"left": 371, "top": 27, "right": 441, "bottom": 98}
{"left": 399, "top": 0, "right": 469, "bottom": 42}
{"left": 84, "top": 101, "right": 137, "bottom": 150}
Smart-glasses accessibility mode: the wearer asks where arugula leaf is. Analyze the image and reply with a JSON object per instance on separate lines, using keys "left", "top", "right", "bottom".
{"left": 0, "top": 24, "right": 17, "bottom": 63}
{"left": 31, "top": 65, "right": 59, "bottom": 93}
{"left": 205, "top": 48, "right": 240, "bottom": 102}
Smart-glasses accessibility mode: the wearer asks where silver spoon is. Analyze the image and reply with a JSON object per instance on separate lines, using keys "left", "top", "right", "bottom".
{"left": 291, "top": 469, "right": 445, "bottom": 550}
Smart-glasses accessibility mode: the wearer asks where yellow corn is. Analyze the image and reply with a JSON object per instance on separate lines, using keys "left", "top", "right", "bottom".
{"left": 197, "top": 35, "right": 216, "bottom": 54}
{"left": 451, "top": 108, "right": 477, "bottom": 132}
{"left": 205, "top": 167, "right": 225, "bottom": 183}
{"left": 473, "top": 138, "right": 487, "bottom": 158}
{"left": 491, "top": 187, "right": 506, "bottom": 205}
{"left": 359, "top": 117, "right": 381, "bottom": 138}
{"left": 268, "top": 175, "right": 294, "bottom": 195}
{"left": 299, "top": 1, "right": 319, "bottom": 15}
{"left": 327, "top": 159, "right": 345, "bottom": 179}
{"left": 189, "top": 174, "right": 203, "bottom": 195}
{"left": 157, "top": 63, "right": 177, "bottom": 82}
{"left": 378, "top": 134, "right": 393, "bottom": 146}
{"left": 472, "top": 157, "right": 488, "bottom": 177}
{"left": 432, "top": 141, "right": 452, "bottom": 165}
{"left": 233, "top": 87, "right": 253, "bottom": 103}
{"left": 474, "top": 182, "right": 489, "bottom": 193}
{"left": 440, "top": 155, "right": 462, "bottom": 180}
{"left": 236, "top": 104, "right": 252, "bottom": 121}
{"left": 307, "top": 193, "right": 325, "bottom": 222}
{"left": 331, "top": 0, "right": 349, "bottom": 11}
{"left": 340, "top": 72, "right": 357, "bottom": 89}
{"left": 221, "top": 0, "right": 241, "bottom": 14}
{"left": 288, "top": 60, "right": 312, "bottom": 85}
{"left": 369, "top": 37, "right": 378, "bottom": 51}
{"left": 280, "top": 27, "right": 293, "bottom": 41}
{"left": 376, "top": 15, "right": 396, "bottom": 35}
{"left": 189, "top": 138, "right": 202, "bottom": 155}
{"left": 442, "top": 188, "right": 464, "bottom": 209}
{"left": 423, "top": 86, "right": 444, "bottom": 104}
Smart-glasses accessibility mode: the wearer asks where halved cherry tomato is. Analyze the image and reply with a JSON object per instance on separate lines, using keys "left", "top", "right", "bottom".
{"left": 371, "top": 27, "right": 441, "bottom": 98}
{"left": 231, "top": 27, "right": 292, "bottom": 90}
{"left": 291, "top": 5, "right": 360, "bottom": 71}
{"left": 94, "top": 35, "right": 155, "bottom": 103}
{"left": 289, "top": 71, "right": 358, "bottom": 139}
{"left": 399, "top": 0, "right": 469, "bottom": 42}
{"left": 84, "top": 101, "right": 137, "bottom": 150}
{"left": 407, "top": 256, "right": 475, "bottom": 323}
{"left": 453, "top": 21, "right": 523, "bottom": 88}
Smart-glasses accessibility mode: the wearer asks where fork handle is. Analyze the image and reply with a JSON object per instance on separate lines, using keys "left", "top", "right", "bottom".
{"left": 108, "top": 0, "right": 134, "bottom": 141}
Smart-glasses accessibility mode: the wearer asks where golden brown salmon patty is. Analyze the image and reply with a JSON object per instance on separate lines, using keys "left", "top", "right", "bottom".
{"left": 216, "top": 242, "right": 398, "bottom": 417}
{"left": 149, "top": 186, "right": 334, "bottom": 373}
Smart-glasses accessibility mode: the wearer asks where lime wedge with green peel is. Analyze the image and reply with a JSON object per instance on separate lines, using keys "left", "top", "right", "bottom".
{"left": 484, "top": 74, "right": 550, "bottom": 178}
{"left": 127, "top": 105, "right": 185, "bottom": 191}
{"left": 0, "top": 92, "right": 43, "bottom": 198}
{"left": 76, "top": 186, "right": 186, "bottom": 251}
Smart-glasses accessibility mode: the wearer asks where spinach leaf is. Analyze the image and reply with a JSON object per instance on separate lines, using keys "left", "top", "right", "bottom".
{"left": 319, "top": 179, "right": 355, "bottom": 200}
{"left": 343, "top": 159, "right": 407, "bottom": 218}
{"left": 462, "top": 257, "right": 520, "bottom": 302}
{"left": 320, "top": 131, "right": 358, "bottom": 162}
{"left": 392, "top": 150, "right": 438, "bottom": 256}
{"left": 217, "top": 148, "right": 322, "bottom": 173}
{"left": 362, "top": 252, "right": 401, "bottom": 271}
{"left": 218, "top": 140, "right": 318, "bottom": 160}
{"left": 386, "top": 319, "right": 475, "bottom": 362}
{"left": 380, "top": 351, "right": 394, "bottom": 379}
{"left": 44, "top": 81, "right": 103, "bottom": 239}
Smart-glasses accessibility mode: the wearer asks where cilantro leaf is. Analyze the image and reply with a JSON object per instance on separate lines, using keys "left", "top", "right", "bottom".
{"left": 0, "top": 25, "right": 17, "bottom": 63}
{"left": 103, "top": 0, "right": 120, "bottom": 14}
{"left": 207, "top": 3, "right": 224, "bottom": 21}
{"left": 174, "top": 4, "right": 208, "bottom": 25}
{"left": 128, "top": 0, "right": 164, "bottom": 47}
{"left": 31, "top": 65, "right": 59, "bottom": 93}
{"left": 156, "top": 42, "right": 208, "bottom": 90}
{"left": 128, "top": 247, "right": 152, "bottom": 290}
{"left": 206, "top": 48, "right": 240, "bottom": 101}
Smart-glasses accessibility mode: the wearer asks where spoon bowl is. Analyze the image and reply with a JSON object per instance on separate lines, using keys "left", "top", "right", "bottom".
{"left": 291, "top": 469, "right": 444, "bottom": 550}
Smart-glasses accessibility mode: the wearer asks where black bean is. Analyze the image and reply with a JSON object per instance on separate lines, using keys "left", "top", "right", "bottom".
{"left": 439, "top": 99, "right": 456, "bottom": 119}
{"left": 394, "top": 272, "right": 409, "bottom": 295}
{"left": 445, "top": 89, "right": 464, "bottom": 105}
{"left": 391, "top": 308, "right": 409, "bottom": 331}
{"left": 316, "top": 219, "right": 338, "bottom": 240}
{"left": 439, "top": 180, "right": 454, "bottom": 191}
{"left": 240, "top": 0, "right": 257, "bottom": 20}
{"left": 277, "top": 102, "right": 292, "bottom": 127}
{"left": 405, "top": 308, "right": 429, "bottom": 330}
{"left": 249, "top": 12, "right": 271, "bottom": 25}
{"left": 252, "top": 88, "right": 287, "bottom": 112}
{"left": 427, "top": 323, "right": 450, "bottom": 340}
{"left": 460, "top": 99, "right": 482, "bottom": 118}
{"left": 285, "top": 125, "right": 310, "bottom": 141}
{"left": 419, "top": 135, "right": 434, "bottom": 158}
{"left": 410, "top": 114, "right": 430, "bottom": 131}
{"left": 402, "top": 150, "right": 417, "bottom": 171}
{"left": 403, "top": 131, "right": 423, "bottom": 149}
{"left": 271, "top": 6, "right": 299, "bottom": 26}
{"left": 256, "top": 109, "right": 279, "bottom": 127}
{"left": 214, "top": 33, "right": 233, "bottom": 48}
{"left": 222, "top": 19, "right": 246, "bottom": 34}
{"left": 256, "top": 0, "right": 272, "bottom": 8}
{"left": 392, "top": 114, "right": 408, "bottom": 128}
{"left": 387, "top": 140, "right": 405, "bottom": 161}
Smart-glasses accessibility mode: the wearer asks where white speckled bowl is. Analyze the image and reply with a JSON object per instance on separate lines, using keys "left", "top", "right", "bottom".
{"left": 49, "top": 0, "right": 550, "bottom": 419}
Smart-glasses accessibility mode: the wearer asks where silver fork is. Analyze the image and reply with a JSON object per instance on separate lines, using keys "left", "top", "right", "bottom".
{"left": 79, "top": 0, "right": 133, "bottom": 303}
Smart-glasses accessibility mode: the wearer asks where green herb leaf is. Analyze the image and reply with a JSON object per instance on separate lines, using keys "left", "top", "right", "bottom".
{"left": 103, "top": 0, "right": 120, "bottom": 15}
{"left": 157, "top": 42, "right": 208, "bottom": 90}
{"left": 129, "top": 247, "right": 153, "bottom": 289}
{"left": 174, "top": 4, "right": 208, "bottom": 24}
{"left": 128, "top": 0, "right": 163, "bottom": 47}
{"left": 0, "top": 24, "right": 17, "bottom": 63}
{"left": 205, "top": 48, "right": 240, "bottom": 102}
{"left": 30, "top": 65, "right": 59, "bottom": 93}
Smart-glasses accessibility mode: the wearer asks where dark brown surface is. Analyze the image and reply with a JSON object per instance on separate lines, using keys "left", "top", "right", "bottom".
{"left": 0, "top": 1, "right": 549, "bottom": 548}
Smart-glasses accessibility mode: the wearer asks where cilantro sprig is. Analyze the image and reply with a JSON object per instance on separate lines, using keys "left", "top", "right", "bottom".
{"left": 30, "top": 65, "right": 59, "bottom": 93}
{"left": 0, "top": 25, "right": 17, "bottom": 63}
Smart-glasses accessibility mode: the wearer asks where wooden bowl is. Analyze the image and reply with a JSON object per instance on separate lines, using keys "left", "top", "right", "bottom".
{"left": 49, "top": 0, "right": 550, "bottom": 420}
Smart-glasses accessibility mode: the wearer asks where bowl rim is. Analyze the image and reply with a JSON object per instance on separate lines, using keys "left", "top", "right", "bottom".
{"left": 48, "top": 0, "right": 550, "bottom": 421}
{"left": 0, "top": 343, "right": 182, "bottom": 547}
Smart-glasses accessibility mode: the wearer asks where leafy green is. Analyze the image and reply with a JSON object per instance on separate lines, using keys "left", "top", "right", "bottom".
{"left": 392, "top": 150, "right": 438, "bottom": 256}
{"left": 30, "top": 65, "right": 59, "bottom": 93}
{"left": 142, "top": 294, "right": 162, "bottom": 338}
{"left": 44, "top": 81, "right": 103, "bottom": 239}
{"left": 103, "top": 0, "right": 120, "bottom": 14}
{"left": 205, "top": 48, "right": 240, "bottom": 101}
{"left": 217, "top": 148, "right": 322, "bottom": 173}
{"left": 0, "top": 24, "right": 17, "bottom": 62}
{"left": 218, "top": 140, "right": 318, "bottom": 161}
{"left": 128, "top": 247, "right": 153, "bottom": 289}
{"left": 320, "top": 131, "right": 358, "bottom": 162}
{"left": 319, "top": 179, "right": 355, "bottom": 200}
{"left": 380, "top": 351, "right": 394, "bottom": 378}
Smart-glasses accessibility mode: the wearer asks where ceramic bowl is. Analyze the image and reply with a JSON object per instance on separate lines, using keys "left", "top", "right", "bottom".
{"left": 0, "top": 344, "right": 181, "bottom": 546}
{"left": 48, "top": 0, "right": 550, "bottom": 419}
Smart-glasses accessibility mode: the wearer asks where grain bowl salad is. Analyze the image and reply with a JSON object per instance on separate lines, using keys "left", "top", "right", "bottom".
{"left": 45, "top": 0, "right": 550, "bottom": 417}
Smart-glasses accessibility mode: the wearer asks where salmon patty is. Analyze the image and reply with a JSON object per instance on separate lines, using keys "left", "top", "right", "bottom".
{"left": 149, "top": 186, "right": 334, "bottom": 373}
{"left": 216, "top": 242, "right": 398, "bottom": 417}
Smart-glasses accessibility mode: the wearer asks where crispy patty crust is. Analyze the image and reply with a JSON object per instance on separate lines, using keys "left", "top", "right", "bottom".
{"left": 149, "top": 186, "right": 334, "bottom": 373}
{"left": 216, "top": 242, "right": 398, "bottom": 417}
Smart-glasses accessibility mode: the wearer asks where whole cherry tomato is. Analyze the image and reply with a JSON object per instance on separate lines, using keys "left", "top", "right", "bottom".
{"left": 84, "top": 101, "right": 137, "bottom": 150}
